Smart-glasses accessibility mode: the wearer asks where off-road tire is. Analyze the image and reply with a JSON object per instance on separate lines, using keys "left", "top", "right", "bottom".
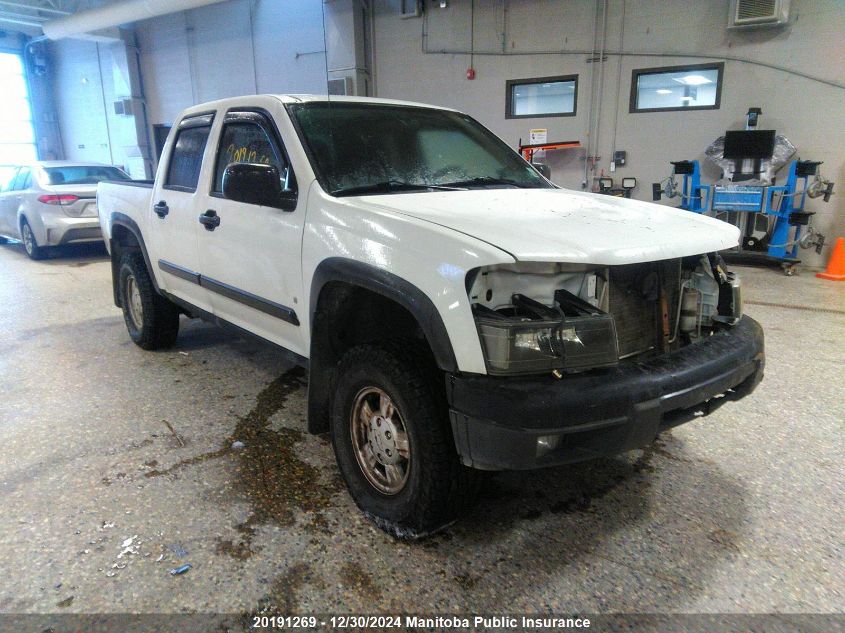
{"left": 21, "top": 218, "right": 47, "bottom": 260}
{"left": 117, "top": 250, "right": 180, "bottom": 350}
{"left": 330, "top": 340, "right": 481, "bottom": 539}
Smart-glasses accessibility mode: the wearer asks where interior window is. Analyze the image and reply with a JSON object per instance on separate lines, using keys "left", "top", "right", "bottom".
{"left": 630, "top": 63, "right": 723, "bottom": 113}
{"left": 213, "top": 121, "right": 285, "bottom": 193}
{"left": 165, "top": 125, "right": 211, "bottom": 191}
{"left": 506, "top": 75, "right": 578, "bottom": 118}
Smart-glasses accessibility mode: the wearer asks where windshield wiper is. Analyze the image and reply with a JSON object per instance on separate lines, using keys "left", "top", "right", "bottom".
{"left": 439, "top": 176, "right": 536, "bottom": 189}
{"left": 331, "top": 180, "right": 464, "bottom": 197}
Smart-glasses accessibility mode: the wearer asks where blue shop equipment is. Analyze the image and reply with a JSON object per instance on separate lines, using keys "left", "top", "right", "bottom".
{"left": 653, "top": 108, "right": 834, "bottom": 275}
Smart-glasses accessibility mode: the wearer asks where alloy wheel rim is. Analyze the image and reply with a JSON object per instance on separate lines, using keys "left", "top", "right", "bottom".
{"left": 125, "top": 275, "right": 144, "bottom": 329}
{"left": 350, "top": 387, "right": 411, "bottom": 495}
{"left": 22, "top": 224, "right": 33, "bottom": 254}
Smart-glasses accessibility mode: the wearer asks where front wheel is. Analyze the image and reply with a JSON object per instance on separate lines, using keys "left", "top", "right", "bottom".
{"left": 117, "top": 250, "right": 180, "bottom": 349}
{"left": 330, "top": 341, "right": 480, "bottom": 539}
{"left": 21, "top": 219, "right": 46, "bottom": 260}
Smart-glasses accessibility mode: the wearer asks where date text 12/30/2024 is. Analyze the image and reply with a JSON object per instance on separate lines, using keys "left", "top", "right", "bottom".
{"left": 251, "top": 616, "right": 592, "bottom": 629}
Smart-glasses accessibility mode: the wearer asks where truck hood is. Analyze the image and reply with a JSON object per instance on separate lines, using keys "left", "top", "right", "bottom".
{"left": 355, "top": 188, "right": 740, "bottom": 265}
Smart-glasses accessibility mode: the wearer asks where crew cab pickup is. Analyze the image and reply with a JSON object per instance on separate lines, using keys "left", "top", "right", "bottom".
{"left": 98, "top": 95, "right": 764, "bottom": 538}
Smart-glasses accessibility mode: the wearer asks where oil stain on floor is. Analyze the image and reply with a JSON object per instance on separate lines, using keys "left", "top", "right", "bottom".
{"left": 144, "top": 366, "right": 343, "bottom": 559}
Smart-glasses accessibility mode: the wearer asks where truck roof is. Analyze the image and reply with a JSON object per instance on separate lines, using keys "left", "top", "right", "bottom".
{"left": 179, "top": 94, "right": 459, "bottom": 117}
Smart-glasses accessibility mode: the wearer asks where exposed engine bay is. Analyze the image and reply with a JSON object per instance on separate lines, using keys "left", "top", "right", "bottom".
{"left": 467, "top": 254, "right": 742, "bottom": 375}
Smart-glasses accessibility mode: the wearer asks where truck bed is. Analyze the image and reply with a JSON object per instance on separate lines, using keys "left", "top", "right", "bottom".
{"left": 97, "top": 180, "right": 154, "bottom": 248}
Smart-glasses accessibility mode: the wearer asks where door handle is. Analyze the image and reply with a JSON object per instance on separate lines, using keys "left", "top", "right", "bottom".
{"left": 199, "top": 209, "right": 221, "bottom": 231}
{"left": 153, "top": 200, "right": 169, "bottom": 218}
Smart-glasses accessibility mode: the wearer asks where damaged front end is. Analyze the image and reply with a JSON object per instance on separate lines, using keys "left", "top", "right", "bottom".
{"left": 467, "top": 254, "right": 743, "bottom": 376}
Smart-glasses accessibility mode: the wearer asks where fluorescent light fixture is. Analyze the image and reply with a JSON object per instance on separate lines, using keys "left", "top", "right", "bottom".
{"left": 680, "top": 96, "right": 693, "bottom": 101}
{"left": 656, "top": 89, "right": 672, "bottom": 94}
{"left": 673, "top": 74, "right": 712, "bottom": 86}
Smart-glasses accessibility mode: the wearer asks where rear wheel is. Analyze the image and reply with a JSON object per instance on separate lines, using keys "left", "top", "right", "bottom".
{"left": 117, "top": 250, "right": 180, "bottom": 349}
{"left": 21, "top": 218, "right": 46, "bottom": 260}
{"left": 330, "top": 341, "right": 480, "bottom": 539}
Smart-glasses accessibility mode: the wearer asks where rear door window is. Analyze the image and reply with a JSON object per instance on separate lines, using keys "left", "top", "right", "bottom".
{"left": 165, "top": 118, "right": 212, "bottom": 192}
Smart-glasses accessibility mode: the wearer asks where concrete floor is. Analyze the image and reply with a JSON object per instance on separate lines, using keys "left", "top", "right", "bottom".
{"left": 0, "top": 240, "right": 842, "bottom": 618}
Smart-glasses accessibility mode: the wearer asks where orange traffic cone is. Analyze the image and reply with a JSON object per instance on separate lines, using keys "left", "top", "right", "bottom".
{"left": 817, "top": 237, "right": 845, "bottom": 281}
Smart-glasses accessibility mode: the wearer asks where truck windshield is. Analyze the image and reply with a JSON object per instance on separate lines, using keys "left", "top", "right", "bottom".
{"left": 287, "top": 103, "right": 551, "bottom": 197}
{"left": 43, "top": 165, "right": 130, "bottom": 186}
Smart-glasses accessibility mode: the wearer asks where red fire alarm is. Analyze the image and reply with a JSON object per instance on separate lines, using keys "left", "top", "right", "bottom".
{"left": 466, "top": 68, "right": 476, "bottom": 80}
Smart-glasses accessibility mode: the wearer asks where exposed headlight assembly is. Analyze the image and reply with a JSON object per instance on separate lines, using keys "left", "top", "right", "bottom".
{"left": 474, "top": 291, "right": 619, "bottom": 375}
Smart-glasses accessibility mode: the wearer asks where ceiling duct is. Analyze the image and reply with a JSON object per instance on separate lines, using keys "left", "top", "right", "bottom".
{"left": 42, "top": 0, "right": 228, "bottom": 40}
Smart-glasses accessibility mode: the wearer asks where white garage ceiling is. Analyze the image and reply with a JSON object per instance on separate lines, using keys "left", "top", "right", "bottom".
{"left": 0, "top": 0, "right": 228, "bottom": 39}
{"left": 0, "top": 0, "right": 96, "bottom": 35}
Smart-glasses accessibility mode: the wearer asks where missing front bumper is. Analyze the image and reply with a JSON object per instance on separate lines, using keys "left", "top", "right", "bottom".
{"left": 447, "top": 316, "right": 764, "bottom": 471}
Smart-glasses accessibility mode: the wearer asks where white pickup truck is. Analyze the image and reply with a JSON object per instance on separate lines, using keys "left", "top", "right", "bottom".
{"left": 98, "top": 95, "right": 764, "bottom": 538}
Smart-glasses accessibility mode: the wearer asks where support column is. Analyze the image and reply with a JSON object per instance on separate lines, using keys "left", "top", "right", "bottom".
{"left": 323, "top": 0, "right": 371, "bottom": 96}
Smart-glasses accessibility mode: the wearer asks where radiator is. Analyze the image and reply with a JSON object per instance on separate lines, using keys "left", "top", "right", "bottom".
{"left": 608, "top": 260, "right": 681, "bottom": 359}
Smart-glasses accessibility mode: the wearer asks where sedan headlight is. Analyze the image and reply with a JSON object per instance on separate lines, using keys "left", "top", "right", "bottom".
{"left": 476, "top": 312, "right": 618, "bottom": 375}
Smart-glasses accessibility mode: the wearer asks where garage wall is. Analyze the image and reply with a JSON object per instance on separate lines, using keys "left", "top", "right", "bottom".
{"left": 39, "top": 0, "right": 844, "bottom": 266}
{"left": 50, "top": 39, "right": 113, "bottom": 166}
{"left": 372, "top": 0, "right": 845, "bottom": 267}
{"left": 135, "top": 0, "right": 328, "bottom": 127}
{"left": 45, "top": 0, "right": 328, "bottom": 175}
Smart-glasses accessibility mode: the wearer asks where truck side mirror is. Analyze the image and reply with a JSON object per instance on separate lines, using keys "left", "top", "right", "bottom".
{"left": 222, "top": 162, "right": 296, "bottom": 210}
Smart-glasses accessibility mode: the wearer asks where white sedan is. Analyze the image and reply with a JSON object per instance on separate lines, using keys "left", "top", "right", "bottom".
{"left": 0, "top": 161, "right": 131, "bottom": 260}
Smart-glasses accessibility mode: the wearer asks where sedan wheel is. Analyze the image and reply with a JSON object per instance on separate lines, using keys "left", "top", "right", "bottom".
{"left": 20, "top": 219, "right": 46, "bottom": 260}
{"left": 22, "top": 223, "right": 34, "bottom": 253}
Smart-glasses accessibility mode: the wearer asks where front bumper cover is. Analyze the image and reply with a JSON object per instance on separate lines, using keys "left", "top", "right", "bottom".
{"left": 447, "top": 316, "right": 764, "bottom": 470}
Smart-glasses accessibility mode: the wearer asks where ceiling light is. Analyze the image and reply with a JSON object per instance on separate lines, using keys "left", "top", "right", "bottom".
{"left": 673, "top": 74, "right": 712, "bottom": 86}
{"left": 680, "top": 96, "right": 693, "bottom": 101}
{"left": 656, "top": 89, "right": 672, "bottom": 94}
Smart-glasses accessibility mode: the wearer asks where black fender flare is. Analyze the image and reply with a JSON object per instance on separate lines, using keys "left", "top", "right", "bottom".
{"left": 109, "top": 212, "right": 160, "bottom": 306}
{"left": 309, "top": 257, "right": 458, "bottom": 372}
{"left": 306, "top": 257, "right": 459, "bottom": 433}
